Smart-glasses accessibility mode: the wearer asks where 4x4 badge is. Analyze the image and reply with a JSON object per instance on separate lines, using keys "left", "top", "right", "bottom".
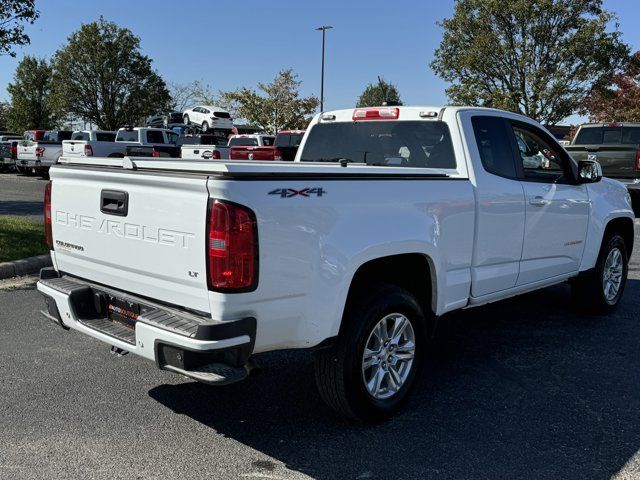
{"left": 268, "top": 188, "right": 326, "bottom": 198}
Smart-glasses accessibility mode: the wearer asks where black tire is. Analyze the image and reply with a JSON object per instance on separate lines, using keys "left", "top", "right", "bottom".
{"left": 183, "top": 115, "right": 190, "bottom": 125}
{"left": 572, "top": 233, "right": 628, "bottom": 314}
{"left": 630, "top": 190, "right": 640, "bottom": 218}
{"left": 202, "top": 121, "right": 209, "bottom": 132}
{"left": 314, "top": 283, "right": 427, "bottom": 422}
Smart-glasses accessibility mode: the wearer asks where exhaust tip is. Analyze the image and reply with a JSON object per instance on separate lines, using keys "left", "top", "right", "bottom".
{"left": 110, "top": 346, "right": 129, "bottom": 357}
{"left": 245, "top": 357, "right": 262, "bottom": 377}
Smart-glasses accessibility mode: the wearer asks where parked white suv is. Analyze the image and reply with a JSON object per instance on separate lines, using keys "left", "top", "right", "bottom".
{"left": 183, "top": 105, "right": 233, "bottom": 133}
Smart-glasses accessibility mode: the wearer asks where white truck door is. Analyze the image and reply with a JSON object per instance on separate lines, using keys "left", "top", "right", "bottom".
{"left": 463, "top": 114, "right": 526, "bottom": 297}
{"left": 509, "top": 121, "right": 590, "bottom": 285}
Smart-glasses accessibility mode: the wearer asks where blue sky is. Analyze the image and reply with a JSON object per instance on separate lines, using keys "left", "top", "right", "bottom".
{"left": 1, "top": 0, "right": 638, "bottom": 124}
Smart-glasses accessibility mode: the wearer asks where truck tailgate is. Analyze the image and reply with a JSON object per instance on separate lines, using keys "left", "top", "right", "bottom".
{"left": 62, "top": 141, "right": 88, "bottom": 158}
{"left": 18, "top": 143, "right": 37, "bottom": 161}
{"left": 230, "top": 146, "right": 276, "bottom": 160}
{"left": 49, "top": 166, "right": 211, "bottom": 313}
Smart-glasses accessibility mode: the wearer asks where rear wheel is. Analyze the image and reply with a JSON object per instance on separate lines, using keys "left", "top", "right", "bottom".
{"left": 202, "top": 121, "right": 209, "bottom": 132}
{"left": 314, "top": 283, "right": 426, "bottom": 422}
{"left": 183, "top": 114, "right": 190, "bottom": 125}
{"left": 572, "top": 233, "right": 628, "bottom": 314}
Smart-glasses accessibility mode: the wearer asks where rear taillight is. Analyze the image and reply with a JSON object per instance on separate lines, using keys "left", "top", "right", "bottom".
{"left": 212, "top": 150, "right": 221, "bottom": 160}
{"left": 273, "top": 148, "right": 282, "bottom": 161}
{"left": 44, "top": 181, "right": 53, "bottom": 249}
{"left": 10, "top": 144, "right": 17, "bottom": 159}
{"left": 152, "top": 148, "right": 160, "bottom": 158}
{"left": 84, "top": 144, "right": 93, "bottom": 156}
{"left": 124, "top": 147, "right": 130, "bottom": 156}
{"left": 635, "top": 150, "right": 640, "bottom": 170}
{"left": 207, "top": 200, "right": 257, "bottom": 291}
{"left": 36, "top": 146, "right": 45, "bottom": 157}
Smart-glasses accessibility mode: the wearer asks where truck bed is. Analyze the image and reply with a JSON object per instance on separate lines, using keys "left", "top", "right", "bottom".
{"left": 49, "top": 155, "right": 465, "bottom": 351}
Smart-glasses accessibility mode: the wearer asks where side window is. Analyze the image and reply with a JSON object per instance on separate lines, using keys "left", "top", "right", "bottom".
{"left": 471, "top": 116, "right": 517, "bottom": 178}
{"left": 511, "top": 124, "right": 565, "bottom": 182}
{"left": 146, "top": 130, "right": 165, "bottom": 144}
{"left": 262, "top": 136, "right": 275, "bottom": 146}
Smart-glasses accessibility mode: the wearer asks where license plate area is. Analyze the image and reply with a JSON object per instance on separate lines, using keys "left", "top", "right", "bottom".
{"left": 105, "top": 294, "right": 140, "bottom": 329}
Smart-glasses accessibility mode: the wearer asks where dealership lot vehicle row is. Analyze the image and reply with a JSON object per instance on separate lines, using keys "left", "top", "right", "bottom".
{"left": 0, "top": 105, "right": 307, "bottom": 178}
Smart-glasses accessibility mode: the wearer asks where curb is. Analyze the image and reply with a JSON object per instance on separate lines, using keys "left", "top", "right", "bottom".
{"left": 0, "top": 254, "right": 52, "bottom": 280}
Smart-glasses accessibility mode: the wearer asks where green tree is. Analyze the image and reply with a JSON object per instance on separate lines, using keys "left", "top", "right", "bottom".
{"left": 431, "top": 0, "right": 630, "bottom": 124}
{"left": 356, "top": 77, "right": 402, "bottom": 107}
{"left": 6, "top": 56, "right": 59, "bottom": 132}
{"left": 580, "top": 52, "right": 640, "bottom": 122}
{"left": 218, "top": 69, "right": 319, "bottom": 133}
{"left": 0, "top": 0, "right": 39, "bottom": 57}
{"left": 0, "top": 101, "right": 9, "bottom": 130}
{"left": 51, "top": 17, "right": 171, "bottom": 130}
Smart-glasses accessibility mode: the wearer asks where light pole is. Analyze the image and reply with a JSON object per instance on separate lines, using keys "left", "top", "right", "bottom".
{"left": 316, "top": 25, "right": 333, "bottom": 112}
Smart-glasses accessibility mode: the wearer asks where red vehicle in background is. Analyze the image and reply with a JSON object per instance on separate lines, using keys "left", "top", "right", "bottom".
{"left": 228, "top": 134, "right": 282, "bottom": 160}
{"left": 23, "top": 130, "right": 46, "bottom": 142}
{"left": 228, "top": 131, "right": 306, "bottom": 161}
{"left": 274, "top": 130, "right": 305, "bottom": 161}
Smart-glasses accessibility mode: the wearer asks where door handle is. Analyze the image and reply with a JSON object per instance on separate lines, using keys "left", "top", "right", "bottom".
{"left": 529, "top": 196, "right": 549, "bottom": 206}
{"left": 100, "top": 189, "right": 129, "bottom": 216}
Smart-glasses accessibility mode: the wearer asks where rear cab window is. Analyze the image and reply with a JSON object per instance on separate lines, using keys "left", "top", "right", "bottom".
{"left": 71, "top": 132, "right": 90, "bottom": 141}
{"left": 229, "top": 137, "right": 259, "bottom": 147}
{"left": 146, "top": 130, "right": 166, "bottom": 144}
{"left": 96, "top": 132, "right": 116, "bottom": 142}
{"left": 116, "top": 130, "right": 139, "bottom": 142}
{"left": 300, "top": 121, "right": 456, "bottom": 168}
{"left": 262, "top": 136, "right": 275, "bottom": 146}
{"left": 276, "top": 133, "right": 304, "bottom": 147}
{"left": 574, "top": 125, "right": 640, "bottom": 145}
{"left": 42, "top": 131, "right": 61, "bottom": 142}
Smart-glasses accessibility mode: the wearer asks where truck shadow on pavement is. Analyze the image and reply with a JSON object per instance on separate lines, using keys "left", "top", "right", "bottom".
{"left": 149, "top": 281, "right": 640, "bottom": 480}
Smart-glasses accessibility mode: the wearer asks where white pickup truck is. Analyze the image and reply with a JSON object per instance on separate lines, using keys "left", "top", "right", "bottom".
{"left": 37, "top": 106, "right": 634, "bottom": 422}
{"left": 62, "top": 130, "right": 121, "bottom": 159}
{"left": 18, "top": 130, "right": 73, "bottom": 177}
{"left": 180, "top": 134, "right": 230, "bottom": 160}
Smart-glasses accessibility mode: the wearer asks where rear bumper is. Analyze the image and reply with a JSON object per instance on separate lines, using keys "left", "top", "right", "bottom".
{"left": 25, "top": 159, "right": 52, "bottom": 168}
{"left": 0, "top": 157, "right": 15, "bottom": 166}
{"left": 36, "top": 268, "right": 256, "bottom": 385}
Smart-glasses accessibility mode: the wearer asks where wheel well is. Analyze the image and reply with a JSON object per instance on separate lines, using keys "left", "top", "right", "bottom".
{"left": 346, "top": 254, "right": 434, "bottom": 319}
{"left": 604, "top": 217, "right": 634, "bottom": 259}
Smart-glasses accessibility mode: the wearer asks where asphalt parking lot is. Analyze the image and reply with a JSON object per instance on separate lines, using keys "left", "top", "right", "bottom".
{"left": 1, "top": 173, "right": 640, "bottom": 479}
{"left": 0, "top": 171, "right": 47, "bottom": 222}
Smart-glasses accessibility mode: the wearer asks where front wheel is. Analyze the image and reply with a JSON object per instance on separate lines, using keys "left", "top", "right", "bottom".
{"left": 183, "top": 115, "right": 190, "bottom": 125}
{"left": 572, "top": 233, "right": 628, "bottom": 314}
{"left": 314, "top": 283, "right": 426, "bottom": 422}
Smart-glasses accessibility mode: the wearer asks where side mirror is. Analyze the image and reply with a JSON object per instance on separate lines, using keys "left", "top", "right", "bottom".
{"left": 578, "top": 159, "right": 602, "bottom": 183}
